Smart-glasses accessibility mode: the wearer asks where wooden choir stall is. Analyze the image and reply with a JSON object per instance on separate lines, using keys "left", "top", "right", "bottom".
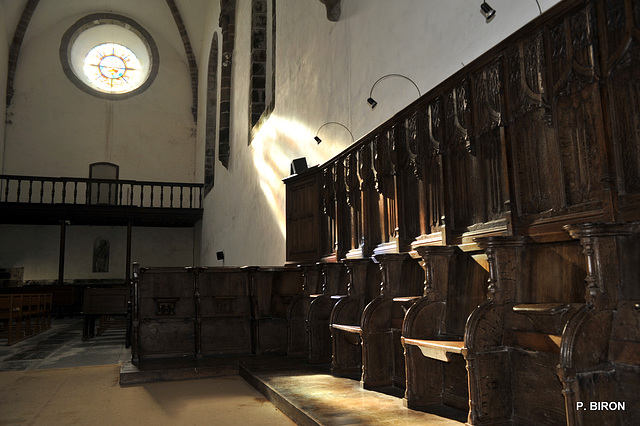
{"left": 282, "top": 0, "right": 640, "bottom": 424}
{"left": 126, "top": 0, "right": 639, "bottom": 425}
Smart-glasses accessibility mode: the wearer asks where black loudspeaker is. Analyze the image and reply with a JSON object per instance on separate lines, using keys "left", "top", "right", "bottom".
{"left": 290, "top": 157, "right": 308, "bottom": 175}
{"left": 216, "top": 251, "right": 224, "bottom": 261}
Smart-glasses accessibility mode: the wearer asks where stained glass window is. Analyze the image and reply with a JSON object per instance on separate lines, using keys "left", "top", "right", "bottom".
{"left": 83, "top": 43, "right": 144, "bottom": 94}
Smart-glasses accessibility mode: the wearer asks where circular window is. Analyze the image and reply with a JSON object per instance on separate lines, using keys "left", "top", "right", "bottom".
{"left": 60, "top": 14, "right": 159, "bottom": 99}
{"left": 84, "top": 43, "right": 143, "bottom": 93}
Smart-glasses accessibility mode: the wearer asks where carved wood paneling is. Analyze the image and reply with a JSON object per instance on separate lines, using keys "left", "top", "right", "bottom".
{"left": 444, "top": 80, "right": 480, "bottom": 231}
{"left": 471, "top": 60, "right": 507, "bottom": 225}
{"left": 284, "top": 0, "right": 640, "bottom": 262}
{"left": 506, "top": 32, "right": 561, "bottom": 220}
{"left": 321, "top": 165, "right": 337, "bottom": 257}
{"left": 425, "top": 98, "right": 446, "bottom": 236}
{"left": 344, "top": 153, "right": 361, "bottom": 253}
{"left": 396, "top": 113, "right": 421, "bottom": 250}
{"left": 335, "top": 159, "right": 350, "bottom": 259}
{"left": 548, "top": 3, "right": 605, "bottom": 214}
{"left": 601, "top": 0, "right": 640, "bottom": 218}
{"left": 372, "top": 128, "right": 398, "bottom": 247}
{"left": 359, "top": 142, "right": 381, "bottom": 255}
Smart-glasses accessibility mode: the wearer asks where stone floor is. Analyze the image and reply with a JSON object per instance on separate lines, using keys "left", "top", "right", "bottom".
{"left": 0, "top": 317, "right": 126, "bottom": 371}
{"left": 239, "top": 360, "right": 467, "bottom": 425}
{"left": 1, "top": 317, "right": 466, "bottom": 425}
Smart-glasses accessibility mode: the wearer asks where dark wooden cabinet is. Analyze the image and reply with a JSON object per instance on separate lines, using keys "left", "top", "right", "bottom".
{"left": 284, "top": 167, "right": 323, "bottom": 262}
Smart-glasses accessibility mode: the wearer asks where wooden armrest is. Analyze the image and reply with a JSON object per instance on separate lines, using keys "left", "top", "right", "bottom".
{"left": 331, "top": 324, "right": 362, "bottom": 334}
{"left": 309, "top": 294, "right": 323, "bottom": 298}
{"left": 392, "top": 296, "right": 422, "bottom": 303}
{"left": 513, "top": 303, "right": 569, "bottom": 315}
{"left": 330, "top": 295, "right": 348, "bottom": 299}
{"left": 402, "top": 337, "right": 465, "bottom": 362}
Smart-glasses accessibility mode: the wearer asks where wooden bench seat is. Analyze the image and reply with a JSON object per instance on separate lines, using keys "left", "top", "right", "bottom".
{"left": 329, "top": 258, "right": 381, "bottom": 376}
{"left": 512, "top": 303, "right": 569, "bottom": 314}
{"left": 464, "top": 236, "right": 588, "bottom": 425}
{"left": 0, "top": 294, "right": 21, "bottom": 345}
{"left": 331, "top": 324, "right": 362, "bottom": 333}
{"left": 306, "top": 262, "right": 348, "bottom": 363}
{"left": 358, "top": 253, "right": 424, "bottom": 390}
{"left": 507, "top": 303, "right": 572, "bottom": 354}
{"left": 402, "top": 337, "right": 464, "bottom": 362}
{"left": 402, "top": 245, "right": 487, "bottom": 413}
{"left": 286, "top": 264, "right": 322, "bottom": 357}
{"left": 0, "top": 293, "right": 52, "bottom": 345}
{"left": 83, "top": 287, "right": 130, "bottom": 339}
{"left": 556, "top": 222, "right": 640, "bottom": 426}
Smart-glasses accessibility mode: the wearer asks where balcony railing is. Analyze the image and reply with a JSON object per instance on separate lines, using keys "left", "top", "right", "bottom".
{"left": 0, "top": 175, "right": 203, "bottom": 209}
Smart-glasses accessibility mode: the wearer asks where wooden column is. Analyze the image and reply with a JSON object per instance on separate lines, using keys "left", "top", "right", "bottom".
{"left": 58, "top": 220, "right": 66, "bottom": 285}
{"left": 126, "top": 221, "right": 132, "bottom": 284}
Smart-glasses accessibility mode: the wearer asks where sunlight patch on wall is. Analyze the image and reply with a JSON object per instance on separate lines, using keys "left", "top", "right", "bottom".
{"left": 250, "top": 114, "right": 317, "bottom": 240}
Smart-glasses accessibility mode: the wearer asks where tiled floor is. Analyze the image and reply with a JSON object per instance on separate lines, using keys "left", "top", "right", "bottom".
{"left": 0, "top": 317, "right": 126, "bottom": 371}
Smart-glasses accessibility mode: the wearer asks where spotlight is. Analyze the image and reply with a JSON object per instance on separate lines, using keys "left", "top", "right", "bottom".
{"left": 366, "top": 74, "right": 420, "bottom": 110}
{"left": 481, "top": 2, "right": 496, "bottom": 22}
{"left": 314, "top": 122, "right": 355, "bottom": 145}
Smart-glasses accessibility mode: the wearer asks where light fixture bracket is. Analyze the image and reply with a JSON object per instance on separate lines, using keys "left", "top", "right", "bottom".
{"left": 367, "top": 74, "right": 421, "bottom": 109}
{"left": 314, "top": 122, "right": 355, "bottom": 144}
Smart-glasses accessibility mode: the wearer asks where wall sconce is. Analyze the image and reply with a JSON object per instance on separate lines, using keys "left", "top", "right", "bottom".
{"left": 314, "top": 121, "right": 355, "bottom": 144}
{"left": 367, "top": 73, "right": 421, "bottom": 109}
{"left": 481, "top": 2, "right": 496, "bottom": 23}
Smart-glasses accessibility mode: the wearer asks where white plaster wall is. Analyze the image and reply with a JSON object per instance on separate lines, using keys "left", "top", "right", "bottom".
{"left": 199, "top": 0, "right": 290, "bottom": 267}
{"left": 0, "top": 1, "right": 199, "bottom": 281}
{"left": 0, "top": 224, "right": 195, "bottom": 281}
{"left": 197, "top": 0, "right": 562, "bottom": 267}
{"left": 3, "top": 1, "right": 196, "bottom": 181}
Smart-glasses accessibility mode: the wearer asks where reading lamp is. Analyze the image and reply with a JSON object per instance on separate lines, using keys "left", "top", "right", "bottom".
{"left": 367, "top": 73, "right": 421, "bottom": 109}
{"left": 314, "top": 122, "right": 355, "bottom": 144}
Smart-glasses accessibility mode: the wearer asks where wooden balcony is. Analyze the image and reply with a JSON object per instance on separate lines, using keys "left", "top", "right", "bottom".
{"left": 0, "top": 175, "right": 203, "bottom": 227}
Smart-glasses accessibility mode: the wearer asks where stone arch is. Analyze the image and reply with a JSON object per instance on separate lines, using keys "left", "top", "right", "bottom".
{"left": 165, "top": 0, "right": 198, "bottom": 122}
{"left": 6, "top": 0, "right": 40, "bottom": 106}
